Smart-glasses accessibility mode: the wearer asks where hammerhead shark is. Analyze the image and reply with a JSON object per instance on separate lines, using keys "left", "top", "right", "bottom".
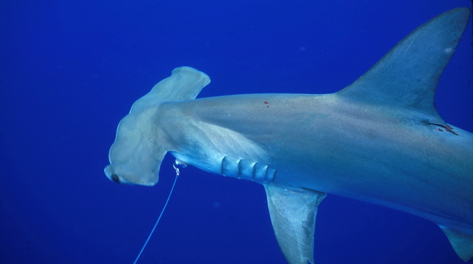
{"left": 104, "top": 8, "right": 473, "bottom": 263}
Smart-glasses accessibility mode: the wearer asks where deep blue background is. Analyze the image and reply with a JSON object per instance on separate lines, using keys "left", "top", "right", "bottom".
{"left": 1, "top": 0, "right": 472, "bottom": 263}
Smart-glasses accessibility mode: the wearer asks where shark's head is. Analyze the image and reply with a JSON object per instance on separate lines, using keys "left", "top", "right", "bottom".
{"left": 104, "top": 107, "right": 165, "bottom": 186}
{"left": 104, "top": 67, "right": 210, "bottom": 186}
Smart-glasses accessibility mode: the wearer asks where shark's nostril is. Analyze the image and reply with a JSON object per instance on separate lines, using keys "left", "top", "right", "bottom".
{"left": 111, "top": 174, "right": 121, "bottom": 184}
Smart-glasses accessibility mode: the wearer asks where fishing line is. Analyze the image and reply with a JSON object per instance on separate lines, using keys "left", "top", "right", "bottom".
{"left": 133, "top": 160, "right": 186, "bottom": 264}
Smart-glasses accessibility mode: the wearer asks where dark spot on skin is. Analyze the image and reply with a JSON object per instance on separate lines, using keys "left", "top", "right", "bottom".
{"left": 423, "top": 121, "right": 458, "bottom": 135}
{"left": 111, "top": 174, "right": 121, "bottom": 184}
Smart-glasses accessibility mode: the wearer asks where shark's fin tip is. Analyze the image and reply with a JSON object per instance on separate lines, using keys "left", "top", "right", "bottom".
{"left": 439, "top": 226, "right": 473, "bottom": 262}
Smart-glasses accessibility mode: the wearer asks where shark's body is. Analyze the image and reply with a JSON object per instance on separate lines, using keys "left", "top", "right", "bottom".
{"left": 105, "top": 8, "right": 473, "bottom": 263}
{"left": 168, "top": 92, "right": 473, "bottom": 228}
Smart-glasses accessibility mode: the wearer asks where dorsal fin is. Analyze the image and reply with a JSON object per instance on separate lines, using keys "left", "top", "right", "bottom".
{"left": 337, "top": 8, "right": 470, "bottom": 120}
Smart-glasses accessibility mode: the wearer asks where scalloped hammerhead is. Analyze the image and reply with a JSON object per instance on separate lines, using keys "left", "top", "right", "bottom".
{"left": 105, "top": 8, "right": 473, "bottom": 264}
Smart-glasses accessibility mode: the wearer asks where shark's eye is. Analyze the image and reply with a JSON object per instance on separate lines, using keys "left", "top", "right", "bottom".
{"left": 111, "top": 174, "right": 121, "bottom": 184}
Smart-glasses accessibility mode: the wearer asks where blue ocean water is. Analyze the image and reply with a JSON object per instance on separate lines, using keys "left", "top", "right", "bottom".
{"left": 1, "top": 0, "right": 472, "bottom": 263}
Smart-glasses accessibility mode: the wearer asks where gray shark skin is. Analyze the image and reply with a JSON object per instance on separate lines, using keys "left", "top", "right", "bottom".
{"left": 104, "top": 8, "right": 473, "bottom": 264}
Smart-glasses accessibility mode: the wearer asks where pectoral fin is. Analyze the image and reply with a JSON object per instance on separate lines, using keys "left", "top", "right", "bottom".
{"left": 264, "top": 184, "right": 326, "bottom": 264}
